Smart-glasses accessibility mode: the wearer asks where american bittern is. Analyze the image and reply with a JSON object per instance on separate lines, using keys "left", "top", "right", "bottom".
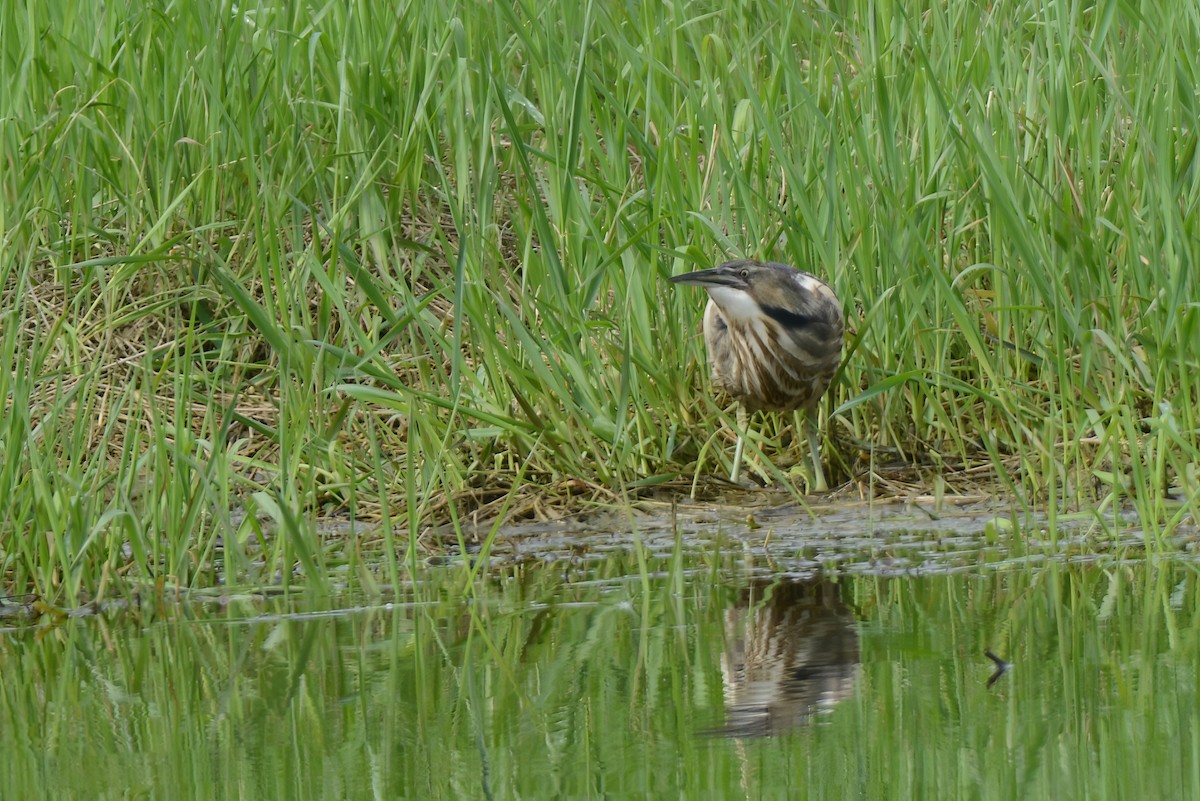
{"left": 670, "top": 260, "right": 844, "bottom": 489}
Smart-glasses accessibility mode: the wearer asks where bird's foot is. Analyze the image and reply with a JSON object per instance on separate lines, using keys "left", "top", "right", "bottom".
{"left": 786, "top": 461, "right": 829, "bottom": 494}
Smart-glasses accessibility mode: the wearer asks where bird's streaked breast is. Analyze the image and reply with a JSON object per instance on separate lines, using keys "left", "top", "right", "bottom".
{"left": 703, "top": 298, "right": 842, "bottom": 413}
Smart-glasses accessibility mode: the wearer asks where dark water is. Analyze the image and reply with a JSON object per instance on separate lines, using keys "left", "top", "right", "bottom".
{"left": 5, "top": 505, "right": 1200, "bottom": 799}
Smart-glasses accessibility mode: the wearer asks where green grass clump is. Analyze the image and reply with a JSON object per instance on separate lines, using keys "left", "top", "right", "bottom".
{"left": 2, "top": 0, "right": 1199, "bottom": 600}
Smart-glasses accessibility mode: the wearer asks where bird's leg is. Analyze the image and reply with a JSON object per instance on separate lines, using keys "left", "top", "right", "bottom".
{"left": 786, "top": 410, "right": 829, "bottom": 492}
{"left": 730, "top": 404, "right": 748, "bottom": 484}
{"left": 804, "top": 411, "right": 828, "bottom": 493}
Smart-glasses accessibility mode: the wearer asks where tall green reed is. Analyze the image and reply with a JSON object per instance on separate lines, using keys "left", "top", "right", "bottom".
{"left": 1, "top": 0, "right": 1197, "bottom": 599}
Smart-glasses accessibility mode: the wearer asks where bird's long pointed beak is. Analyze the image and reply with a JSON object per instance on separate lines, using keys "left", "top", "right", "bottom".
{"left": 668, "top": 265, "right": 745, "bottom": 289}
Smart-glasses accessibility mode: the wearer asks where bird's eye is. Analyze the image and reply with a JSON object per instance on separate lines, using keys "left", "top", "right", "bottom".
{"left": 740, "top": 269, "right": 749, "bottom": 278}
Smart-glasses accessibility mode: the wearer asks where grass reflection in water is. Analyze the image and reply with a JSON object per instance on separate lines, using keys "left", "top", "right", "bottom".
{"left": 6, "top": 544, "right": 1200, "bottom": 800}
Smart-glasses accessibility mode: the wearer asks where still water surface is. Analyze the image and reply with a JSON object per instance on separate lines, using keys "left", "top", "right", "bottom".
{"left": 4, "top": 506, "right": 1199, "bottom": 799}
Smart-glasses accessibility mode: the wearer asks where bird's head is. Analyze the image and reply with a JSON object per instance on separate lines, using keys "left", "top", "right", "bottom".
{"left": 669, "top": 260, "right": 842, "bottom": 343}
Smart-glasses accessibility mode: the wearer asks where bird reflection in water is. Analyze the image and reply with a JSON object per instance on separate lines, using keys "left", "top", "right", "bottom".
{"left": 707, "top": 576, "right": 859, "bottom": 738}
